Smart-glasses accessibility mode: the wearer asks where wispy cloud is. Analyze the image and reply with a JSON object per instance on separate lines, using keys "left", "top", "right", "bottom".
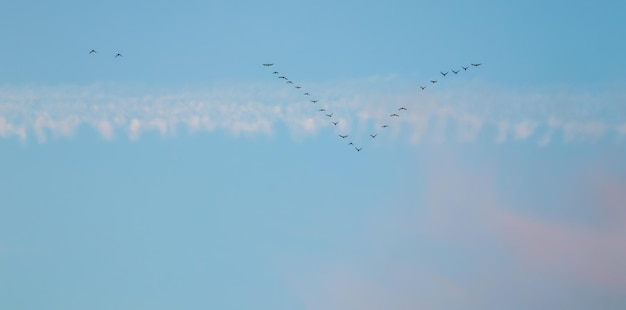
{"left": 0, "top": 80, "right": 624, "bottom": 144}
{"left": 513, "top": 119, "right": 538, "bottom": 140}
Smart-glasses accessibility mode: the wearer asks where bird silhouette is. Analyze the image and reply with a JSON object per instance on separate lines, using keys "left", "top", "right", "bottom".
{"left": 471, "top": 63, "right": 481, "bottom": 67}
{"left": 295, "top": 86, "right": 302, "bottom": 89}
{"left": 303, "top": 93, "right": 310, "bottom": 96}
{"left": 263, "top": 63, "right": 273, "bottom": 66}
{"left": 399, "top": 107, "right": 407, "bottom": 111}
{"left": 355, "top": 147, "right": 363, "bottom": 152}
{"left": 441, "top": 71, "right": 448, "bottom": 76}
{"left": 430, "top": 80, "right": 438, "bottom": 84}
{"left": 278, "top": 76, "right": 288, "bottom": 80}
{"left": 452, "top": 70, "right": 459, "bottom": 74}
{"left": 311, "top": 100, "right": 318, "bottom": 103}
{"left": 286, "top": 81, "right": 293, "bottom": 84}
{"left": 272, "top": 71, "right": 279, "bottom": 74}
{"left": 339, "top": 134, "right": 348, "bottom": 138}
{"left": 382, "top": 125, "right": 389, "bottom": 128}
{"left": 390, "top": 113, "right": 400, "bottom": 117}
{"left": 326, "top": 113, "right": 333, "bottom": 118}
{"left": 115, "top": 53, "right": 123, "bottom": 58}
{"left": 462, "top": 66, "right": 468, "bottom": 71}
{"left": 332, "top": 121, "right": 339, "bottom": 126}
{"left": 89, "top": 49, "right": 97, "bottom": 54}
{"left": 348, "top": 142, "right": 354, "bottom": 145}
{"left": 370, "top": 134, "right": 377, "bottom": 138}
{"left": 420, "top": 86, "right": 426, "bottom": 90}
{"left": 318, "top": 108, "right": 326, "bottom": 112}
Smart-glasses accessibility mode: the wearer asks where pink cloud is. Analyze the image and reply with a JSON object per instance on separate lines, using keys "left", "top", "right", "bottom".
{"left": 421, "top": 153, "right": 626, "bottom": 292}
{"left": 279, "top": 149, "right": 626, "bottom": 309}
{"left": 488, "top": 203, "right": 626, "bottom": 291}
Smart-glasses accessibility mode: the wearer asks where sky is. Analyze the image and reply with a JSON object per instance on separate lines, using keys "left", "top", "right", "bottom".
{"left": 1, "top": 0, "right": 625, "bottom": 309}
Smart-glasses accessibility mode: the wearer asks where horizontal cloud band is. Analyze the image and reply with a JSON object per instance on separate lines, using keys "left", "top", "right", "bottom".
{"left": 0, "top": 81, "right": 624, "bottom": 144}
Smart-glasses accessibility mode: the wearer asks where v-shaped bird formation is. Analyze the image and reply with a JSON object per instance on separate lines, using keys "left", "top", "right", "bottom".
{"left": 85, "top": 47, "right": 481, "bottom": 150}
{"left": 263, "top": 62, "right": 482, "bottom": 152}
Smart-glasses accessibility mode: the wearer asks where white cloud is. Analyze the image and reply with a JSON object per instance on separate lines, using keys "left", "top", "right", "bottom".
{"left": 538, "top": 132, "right": 552, "bottom": 147}
{"left": 0, "top": 116, "right": 27, "bottom": 141}
{"left": 618, "top": 123, "right": 626, "bottom": 136}
{"left": 94, "top": 120, "right": 114, "bottom": 140}
{"left": 495, "top": 121, "right": 509, "bottom": 143}
{"left": 0, "top": 81, "right": 624, "bottom": 145}
{"left": 128, "top": 118, "right": 141, "bottom": 140}
{"left": 561, "top": 121, "right": 607, "bottom": 142}
{"left": 456, "top": 114, "right": 483, "bottom": 143}
{"left": 407, "top": 114, "right": 429, "bottom": 144}
{"left": 514, "top": 120, "right": 537, "bottom": 140}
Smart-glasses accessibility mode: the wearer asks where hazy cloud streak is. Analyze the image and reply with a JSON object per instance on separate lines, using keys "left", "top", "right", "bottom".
{"left": 0, "top": 80, "right": 624, "bottom": 144}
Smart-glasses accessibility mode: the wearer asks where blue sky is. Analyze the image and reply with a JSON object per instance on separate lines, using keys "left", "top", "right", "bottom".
{"left": 1, "top": 1, "right": 625, "bottom": 309}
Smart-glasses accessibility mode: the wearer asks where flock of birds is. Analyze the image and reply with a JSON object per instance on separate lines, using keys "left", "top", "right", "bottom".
{"left": 262, "top": 62, "right": 482, "bottom": 152}
{"left": 86, "top": 48, "right": 480, "bottom": 150}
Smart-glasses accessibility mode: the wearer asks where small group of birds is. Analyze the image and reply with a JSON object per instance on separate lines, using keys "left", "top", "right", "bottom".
{"left": 89, "top": 49, "right": 123, "bottom": 58}
{"left": 418, "top": 63, "right": 481, "bottom": 90}
{"left": 379, "top": 62, "right": 483, "bottom": 138}
{"left": 263, "top": 62, "right": 482, "bottom": 152}
{"left": 263, "top": 63, "right": 365, "bottom": 152}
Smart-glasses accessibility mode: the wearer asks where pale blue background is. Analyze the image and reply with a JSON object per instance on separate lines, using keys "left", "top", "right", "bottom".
{"left": 1, "top": 1, "right": 625, "bottom": 309}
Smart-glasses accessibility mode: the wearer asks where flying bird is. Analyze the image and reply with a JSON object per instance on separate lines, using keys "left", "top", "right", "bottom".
{"left": 370, "top": 134, "right": 377, "bottom": 138}
{"left": 441, "top": 71, "right": 448, "bottom": 76}
{"left": 399, "top": 107, "right": 407, "bottom": 111}
{"left": 348, "top": 142, "right": 354, "bottom": 145}
{"left": 382, "top": 125, "right": 389, "bottom": 128}
{"left": 272, "top": 71, "right": 279, "bottom": 74}
{"left": 295, "top": 86, "right": 302, "bottom": 89}
{"left": 286, "top": 81, "right": 293, "bottom": 84}
{"left": 462, "top": 66, "right": 468, "bottom": 71}
{"left": 311, "top": 100, "right": 318, "bottom": 103}
{"left": 355, "top": 147, "right": 363, "bottom": 152}
{"left": 278, "top": 76, "right": 288, "bottom": 80}
{"left": 420, "top": 85, "right": 426, "bottom": 90}
{"left": 115, "top": 53, "right": 123, "bottom": 58}
{"left": 471, "top": 63, "right": 481, "bottom": 67}
{"left": 430, "top": 80, "right": 437, "bottom": 84}
{"left": 339, "top": 134, "right": 348, "bottom": 138}
{"left": 332, "top": 121, "right": 339, "bottom": 126}
{"left": 263, "top": 63, "right": 273, "bottom": 67}
{"left": 303, "top": 93, "right": 310, "bottom": 96}
{"left": 318, "top": 108, "right": 326, "bottom": 112}
{"left": 89, "top": 49, "right": 97, "bottom": 54}
{"left": 390, "top": 113, "right": 400, "bottom": 117}
{"left": 452, "top": 70, "right": 459, "bottom": 74}
{"left": 326, "top": 113, "right": 333, "bottom": 118}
